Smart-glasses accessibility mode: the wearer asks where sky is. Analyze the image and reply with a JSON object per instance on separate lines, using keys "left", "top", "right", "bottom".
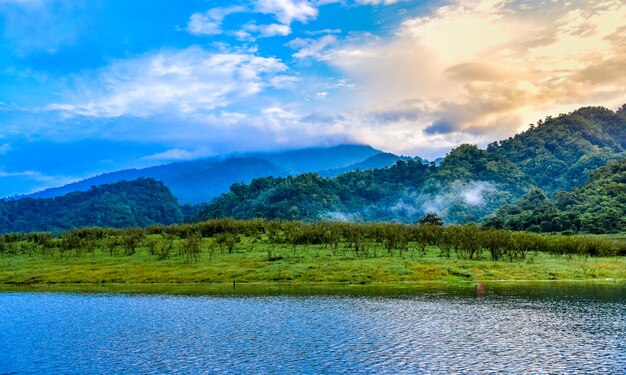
{"left": 0, "top": 0, "right": 625, "bottom": 196}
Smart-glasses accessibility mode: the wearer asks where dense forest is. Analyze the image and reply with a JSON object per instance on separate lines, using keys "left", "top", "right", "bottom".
{"left": 0, "top": 179, "right": 182, "bottom": 233}
{"left": 486, "top": 158, "right": 626, "bottom": 233}
{"left": 201, "top": 106, "right": 626, "bottom": 226}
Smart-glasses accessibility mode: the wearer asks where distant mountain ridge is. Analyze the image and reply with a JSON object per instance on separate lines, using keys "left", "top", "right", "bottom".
{"left": 318, "top": 152, "right": 416, "bottom": 178}
{"left": 18, "top": 144, "right": 383, "bottom": 204}
{"left": 254, "top": 144, "right": 380, "bottom": 173}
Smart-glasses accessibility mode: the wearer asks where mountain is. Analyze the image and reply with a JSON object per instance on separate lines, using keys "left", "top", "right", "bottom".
{"left": 19, "top": 144, "right": 381, "bottom": 204}
{"left": 318, "top": 152, "right": 415, "bottom": 178}
{"left": 0, "top": 178, "right": 183, "bottom": 233}
{"left": 253, "top": 144, "right": 380, "bottom": 173}
{"left": 22, "top": 157, "right": 287, "bottom": 204}
{"left": 486, "top": 158, "right": 626, "bottom": 234}
{"left": 155, "top": 157, "right": 289, "bottom": 203}
{"left": 488, "top": 106, "right": 626, "bottom": 193}
{"left": 201, "top": 105, "right": 626, "bottom": 224}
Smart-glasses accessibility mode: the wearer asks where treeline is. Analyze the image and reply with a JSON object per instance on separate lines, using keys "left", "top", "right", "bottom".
{"left": 0, "top": 178, "right": 183, "bottom": 233}
{"left": 201, "top": 105, "right": 626, "bottom": 224}
{"left": 1, "top": 219, "right": 623, "bottom": 261}
{"left": 487, "top": 158, "right": 626, "bottom": 233}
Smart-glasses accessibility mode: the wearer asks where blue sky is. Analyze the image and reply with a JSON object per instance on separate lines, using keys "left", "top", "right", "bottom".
{"left": 0, "top": 0, "right": 625, "bottom": 196}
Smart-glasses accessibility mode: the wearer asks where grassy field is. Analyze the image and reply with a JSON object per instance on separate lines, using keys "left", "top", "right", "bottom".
{"left": 1, "top": 234, "right": 625, "bottom": 292}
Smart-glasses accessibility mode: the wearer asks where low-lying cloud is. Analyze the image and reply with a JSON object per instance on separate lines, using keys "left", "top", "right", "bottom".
{"left": 392, "top": 180, "right": 496, "bottom": 221}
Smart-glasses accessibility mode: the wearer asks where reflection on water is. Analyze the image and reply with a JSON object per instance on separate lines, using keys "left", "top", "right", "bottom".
{"left": 0, "top": 285, "right": 624, "bottom": 374}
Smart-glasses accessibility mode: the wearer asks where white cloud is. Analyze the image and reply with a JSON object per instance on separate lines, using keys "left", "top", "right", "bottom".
{"left": 287, "top": 34, "right": 337, "bottom": 59}
{"left": 238, "top": 23, "right": 292, "bottom": 40}
{"left": 254, "top": 0, "right": 318, "bottom": 25}
{"left": 305, "top": 28, "right": 341, "bottom": 35}
{"left": 141, "top": 148, "right": 196, "bottom": 162}
{"left": 186, "top": 0, "right": 408, "bottom": 40}
{"left": 10, "top": 0, "right": 626, "bottom": 163}
{"left": 48, "top": 46, "right": 294, "bottom": 118}
{"left": 315, "top": 91, "right": 329, "bottom": 99}
{"left": 186, "top": 6, "right": 246, "bottom": 36}
{"left": 0, "top": 168, "right": 77, "bottom": 194}
{"left": 0, "top": 143, "right": 10, "bottom": 154}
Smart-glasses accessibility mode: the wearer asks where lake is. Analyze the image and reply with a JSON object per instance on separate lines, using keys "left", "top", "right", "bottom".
{"left": 1, "top": 284, "right": 624, "bottom": 374}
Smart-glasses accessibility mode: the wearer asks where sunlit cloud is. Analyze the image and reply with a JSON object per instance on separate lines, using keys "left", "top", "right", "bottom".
{"left": 314, "top": 0, "right": 626, "bottom": 153}
{"left": 4, "top": 0, "right": 625, "bottom": 188}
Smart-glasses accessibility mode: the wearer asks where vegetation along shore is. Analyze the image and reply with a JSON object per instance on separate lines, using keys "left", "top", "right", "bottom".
{"left": 1, "top": 219, "right": 624, "bottom": 294}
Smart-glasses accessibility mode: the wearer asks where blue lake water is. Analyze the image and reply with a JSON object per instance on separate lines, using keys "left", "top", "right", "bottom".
{"left": 0, "top": 285, "right": 624, "bottom": 374}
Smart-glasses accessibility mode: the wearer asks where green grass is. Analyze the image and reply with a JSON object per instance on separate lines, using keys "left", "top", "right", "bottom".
{"left": 1, "top": 236, "right": 625, "bottom": 294}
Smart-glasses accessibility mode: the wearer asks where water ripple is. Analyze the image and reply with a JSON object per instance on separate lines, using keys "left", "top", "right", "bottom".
{"left": 0, "top": 287, "right": 624, "bottom": 374}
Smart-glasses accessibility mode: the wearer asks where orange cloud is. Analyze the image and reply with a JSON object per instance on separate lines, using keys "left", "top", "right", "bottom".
{"left": 323, "top": 0, "right": 626, "bottom": 154}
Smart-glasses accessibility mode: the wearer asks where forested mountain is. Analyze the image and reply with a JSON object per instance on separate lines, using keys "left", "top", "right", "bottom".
{"left": 0, "top": 179, "right": 183, "bottom": 233}
{"left": 487, "top": 106, "right": 626, "bottom": 193}
{"left": 202, "top": 106, "right": 626, "bottom": 225}
{"left": 486, "top": 158, "right": 626, "bottom": 233}
{"left": 19, "top": 144, "right": 380, "bottom": 204}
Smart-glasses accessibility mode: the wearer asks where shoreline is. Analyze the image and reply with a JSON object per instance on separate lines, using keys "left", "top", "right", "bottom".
{"left": 2, "top": 279, "right": 624, "bottom": 296}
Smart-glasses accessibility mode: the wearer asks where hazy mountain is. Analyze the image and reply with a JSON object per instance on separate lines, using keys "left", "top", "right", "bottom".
{"left": 318, "top": 152, "right": 414, "bottom": 178}
{"left": 19, "top": 144, "right": 381, "bottom": 204}
{"left": 253, "top": 144, "right": 380, "bottom": 173}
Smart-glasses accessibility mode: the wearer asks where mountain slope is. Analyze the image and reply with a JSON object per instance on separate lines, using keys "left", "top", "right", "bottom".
{"left": 0, "top": 178, "right": 183, "bottom": 233}
{"left": 488, "top": 106, "right": 626, "bottom": 193}
{"left": 24, "top": 157, "right": 287, "bottom": 204}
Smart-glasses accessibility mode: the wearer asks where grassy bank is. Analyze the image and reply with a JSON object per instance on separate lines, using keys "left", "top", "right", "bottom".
{"left": 1, "top": 237, "right": 625, "bottom": 288}
{"left": 2, "top": 221, "right": 625, "bottom": 293}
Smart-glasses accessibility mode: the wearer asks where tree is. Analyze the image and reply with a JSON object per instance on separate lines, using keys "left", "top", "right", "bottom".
{"left": 418, "top": 213, "right": 444, "bottom": 227}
